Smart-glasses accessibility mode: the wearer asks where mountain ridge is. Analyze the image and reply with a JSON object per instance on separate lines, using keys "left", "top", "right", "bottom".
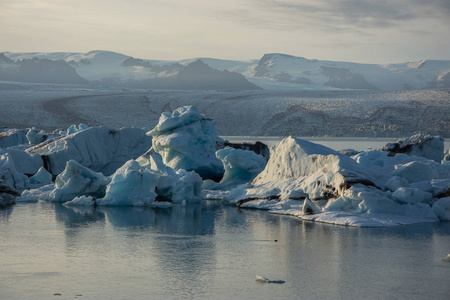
{"left": 2, "top": 50, "right": 450, "bottom": 90}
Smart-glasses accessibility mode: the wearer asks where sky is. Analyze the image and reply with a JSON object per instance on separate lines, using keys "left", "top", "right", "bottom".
{"left": 1, "top": 0, "right": 449, "bottom": 64}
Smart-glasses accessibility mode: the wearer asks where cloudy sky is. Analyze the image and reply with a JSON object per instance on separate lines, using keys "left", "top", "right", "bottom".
{"left": 1, "top": 0, "right": 449, "bottom": 63}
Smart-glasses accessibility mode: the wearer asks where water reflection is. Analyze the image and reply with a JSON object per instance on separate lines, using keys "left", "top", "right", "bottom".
{"left": 54, "top": 204, "right": 105, "bottom": 228}
{"left": 0, "top": 204, "right": 14, "bottom": 222}
{"left": 10, "top": 202, "right": 447, "bottom": 299}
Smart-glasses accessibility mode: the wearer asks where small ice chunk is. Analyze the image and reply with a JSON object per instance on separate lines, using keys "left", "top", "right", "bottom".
{"left": 255, "top": 275, "right": 270, "bottom": 283}
{"left": 442, "top": 254, "right": 450, "bottom": 262}
{"left": 26, "top": 127, "right": 46, "bottom": 145}
{"left": 255, "top": 275, "right": 285, "bottom": 284}
{"left": 29, "top": 166, "right": 52, "bottom": 186}
{"left": 302, "top": 197, "right": 322, "bottom": 215}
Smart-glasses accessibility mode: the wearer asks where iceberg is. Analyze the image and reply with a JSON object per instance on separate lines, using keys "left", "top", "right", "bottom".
{"left": 381, "top": 134, "right": 444, "bottom": 163}
{"left": 16, "top": 184, "right": 55, "bottom": 203}
{"left": 0, "top": 128, "right": 29, "bottom": 148}
{"left": 0, "top": 150, "right": 38, "bottom": 190}
{"left": 147, "top": 106, "right": 224, "bottom": 181}
{"left": 28, "top": 166, "right": 53, "bottom": 187}
{"left": 255, "top": 275, "right": 285, "bottom": 284}
{"left": 26, "top": 127, "right": 47, "bottom": 145}
{"left": 432, "top": 197, "right": 450, "bottom": 221}
{"left": 66, "top": 124, "right": 88, "bottom": 135}
{"left": 95, "top": 160, "right": 158, "bottom": 206}
{"left": 226, "top": 136, "right": 445, "bottom": 227}
{"left": 203, "top": 147, "right": 266, "bottom": 190}
{"left": 27, "top": 126, "right": 152, "bottom": 176}
{"left": 65, "top": 151, "right": 203, "bottom": 207}
{"left": 49, "top": 160, "right": 110, "bottom": 202}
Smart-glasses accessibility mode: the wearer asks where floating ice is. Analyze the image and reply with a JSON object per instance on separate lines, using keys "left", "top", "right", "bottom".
{"left": 26, "top": 127, "right": 46, "bottom": 145}
{"left": 0, "top": 128, "right": 29, "bottom": 148}
{"left": 391, "top": 187, "right": 433, "bottom": 205}
{"left": 28, "top": 126, "right": 152, "bottom": 176}
{"left": 226, "top": 136, "right": 445, "bottom": 227}
{"left": 381, "top": 134, "right": 444, "bottom": 163}
{"left": 432, "top": 197, "right": 450, "bottom": 221}
{"left": 98, "top": 160, "right": 158, "bottom": 206}
{"left": 148, "top": 106, "right": 224, "bottom": 181}
{"left": 15, "top": 184, "right": 55, "bottom": 203}
{"left": 255, "top": 275, "right": 285, "bottom": 284}
{"left": 66, "top": 124, "right": 88, "bottom": 135}
{"left": 0, "top": 149, "right": 40, "bottom": 190}
{"left": 28, "top": 166, "right": 53, "bottom": 187}
{"left": 49, "top": 160, "right": 110, "bottom": 202}
{"left": 65, "top": 149, "right": 203, "bottom": 207}
{"left": 203, "top": 147, "right": 266, "bottom": 190}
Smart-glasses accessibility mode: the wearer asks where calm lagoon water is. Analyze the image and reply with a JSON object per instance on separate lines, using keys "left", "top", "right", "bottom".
{"left": 1, "top": 137, "right": 450, "bottom": 299}
{"left": 1, "top": 201, "right": 449, "bottom": 300}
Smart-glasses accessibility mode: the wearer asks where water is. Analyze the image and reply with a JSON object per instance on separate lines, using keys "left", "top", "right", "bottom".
{"left": 1, "top": 202, "right": 449, "bottom": 300}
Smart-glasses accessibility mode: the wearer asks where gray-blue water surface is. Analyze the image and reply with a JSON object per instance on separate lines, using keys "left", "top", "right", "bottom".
{"left": 1, "top": 201, "right": 449, "bottom": 300}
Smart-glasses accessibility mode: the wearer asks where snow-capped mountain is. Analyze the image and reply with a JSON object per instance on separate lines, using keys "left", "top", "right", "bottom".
{"left": 252, "top": 53, "right": 450, "bottom": 90}
{"left": 2, "top": 50, "right": 450, "bottom": 90}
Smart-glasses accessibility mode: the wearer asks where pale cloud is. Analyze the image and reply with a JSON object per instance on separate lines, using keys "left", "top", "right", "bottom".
{"left": 221, "top": 0, "right": 450, "bottom": 31}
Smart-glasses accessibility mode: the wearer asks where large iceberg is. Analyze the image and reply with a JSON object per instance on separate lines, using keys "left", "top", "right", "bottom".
{"left": 27, "top": 126, "right": 152, "bottom": 176}
{"left": 225, "top": 136, "right": 447, "bottom": 227}
{"left": 65, "top": 151, "right": 203, "bottom": 207}
{"left": 147, "top": 106, "right": 224, "bottom": 181}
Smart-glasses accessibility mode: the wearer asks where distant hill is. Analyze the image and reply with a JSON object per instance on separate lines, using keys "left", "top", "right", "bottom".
{"left": 0, "top": 54, "right": 87, "bottom": 84}
{"left": 2, "top": 50, "right": 450, "bottom": 90}
{"left": 127, "top": 60, "right": 261, "bottom": 90}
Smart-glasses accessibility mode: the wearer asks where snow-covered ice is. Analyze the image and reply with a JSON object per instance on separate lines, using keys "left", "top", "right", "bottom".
{"left": 223, "top": 136, "right": 448, "bottom": 227}
{"left": 381, "top": 134, "right": 444, "bottom": 162}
